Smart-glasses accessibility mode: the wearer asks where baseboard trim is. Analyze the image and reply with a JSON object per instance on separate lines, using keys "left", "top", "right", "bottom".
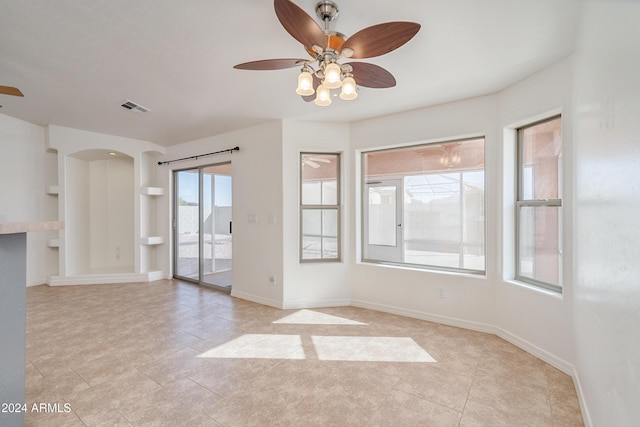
{"left": 351, "top": 298, "right": 574, "bottom": 376}
{"left": 146, "top": 271, "right": 165, "bottom": 281}
{"left": 351, "top": 299, "right": 496, "bottom": 334}
{"left": 230, "top": 290, "right": 283, "bottom": 309}
{"left": 27, "top": 281, "right": 46, "bottom": 287}
{"left": 282, "top": 299, "right": 351, "bottom": 310}
{"left": 572, "top": 365, "right": 593, "bottom": 427}
{"left": 493, "top": 326, "right": 573, "bottom": 375}
{"left": 47, "top": 272, "right": 159, "bottom": 286}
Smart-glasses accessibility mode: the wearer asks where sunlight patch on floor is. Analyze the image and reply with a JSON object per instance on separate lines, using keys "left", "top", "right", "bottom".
{"left": 312, "top": 336, "right": 437, "bottom": 363}
{"left": 272, "top": 309, "right": 368, "bottom": 325}
{"left": 198, "top": 333, "right": 436, "bottom": 363}
{"left": 197, "top": 334, "right": 305, "bottom": 359}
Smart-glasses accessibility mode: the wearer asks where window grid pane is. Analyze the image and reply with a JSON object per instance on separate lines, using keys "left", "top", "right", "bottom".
{"left": 301, "top": 208, "right": 339, "bottom": 260}
{"left": 518, "top": 205, "right": 562, "bottom": 287}
{"left": 519, "top": 117, "right": 562, "bottom": 201}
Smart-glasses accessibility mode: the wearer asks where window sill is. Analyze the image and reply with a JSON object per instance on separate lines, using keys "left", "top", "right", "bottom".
{"left": 503, "top": 279, "right": 563, "bottom": 299}
{"left": 358, "top": 260, "right": 486, "bottom": 279}
{"left": 300, "top": 259, "right": 343, "bottom": 264}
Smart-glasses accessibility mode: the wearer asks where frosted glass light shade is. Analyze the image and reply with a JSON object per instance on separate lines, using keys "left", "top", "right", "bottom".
{"left": 323, "top": 62, "right": 342, "bottom": 89}
{"left": 314, "top": 84, "right": 332, "bottom": 106}
{"left": 296, "top": 70, "right": 315, "bottom": 96}
{"left": 339, "top": 76, "right": 358, "bottom": 100}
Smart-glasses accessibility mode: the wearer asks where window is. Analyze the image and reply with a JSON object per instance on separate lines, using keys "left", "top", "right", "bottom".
{"left": 362, "top": 138, "right": 485, "bottom": 273}
{"left": 300, "top": 153, "right": 340, "bottom": 261}
{"left": 516, "top": 116, "right": 562, "bottom": 291}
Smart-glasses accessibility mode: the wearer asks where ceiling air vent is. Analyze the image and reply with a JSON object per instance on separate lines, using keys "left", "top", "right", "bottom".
{"left": 120, "top": 100, "right": 150, "bottom": 113}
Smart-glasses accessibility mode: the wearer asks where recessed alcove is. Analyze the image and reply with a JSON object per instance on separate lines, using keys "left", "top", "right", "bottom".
{"left": 65, "top": 149, "right": 135, "bottom": 275}
{"left": 44, "top": 125, "right": 166, "bottom": 285}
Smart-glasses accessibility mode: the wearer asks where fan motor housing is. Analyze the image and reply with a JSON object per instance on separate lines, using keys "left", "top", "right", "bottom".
{"left": 316, "top": 1, "right": 339, "bottom": 22}
{"left": 305, "top": 31, "right": 346, "bottom": 57}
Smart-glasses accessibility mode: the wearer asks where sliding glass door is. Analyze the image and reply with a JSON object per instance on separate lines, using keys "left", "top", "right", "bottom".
{"left": 175, "top": 168, "right": 200, "bottom": 280}
{"left": 174, "top": 163, "right": 232, "bottom": 290}
{"left": 201, "top": 165, "right": 232, "bottom": 288}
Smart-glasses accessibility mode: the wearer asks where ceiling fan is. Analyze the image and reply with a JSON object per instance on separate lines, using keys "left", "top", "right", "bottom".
{"left": 234, "top": 0, "right": 420, "bottom": 106}
{"left": 0, "top": 85, "right": 24, "bottom": 108}
{"left": 302, "top": 154, "right": 331, "bottom": 168}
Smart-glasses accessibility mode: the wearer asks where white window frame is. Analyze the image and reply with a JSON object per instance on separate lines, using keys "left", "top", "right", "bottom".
{"left": 361, "top": 137, "right": 486, "bottom": 274}
{"left": 515, "top": 115, "right": 563, "bottom": 292}
{"left": 300, "top": 152, "right": 341, "bottom": 263}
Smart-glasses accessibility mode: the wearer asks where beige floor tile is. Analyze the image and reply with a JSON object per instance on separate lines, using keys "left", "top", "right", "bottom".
{"left": 26, "top": 366, "right": 91, "bottom": 403}
{"left": 394, "top": 363, "right": 474, "bottom": 411}
{"left": 285, "top": 385, "right": 383, "bottom": 427}
{"left": 461, "top": 400, "right": 549, "bottom": 427}
{"left": 71, "top": 346, "right": 154, "bottom": 386}
{"left": 467, "top": 374, "right": 553, "bottom": 425}
{"left": 369, "top": 389, "right": 462, "bottom": 427}
{"left": 188, "top": 357, "right": 275, "bottom": 397}
{"left": 24, "top": 281, "right": 585, "bottom": 426}
{"left": 64, "top": 368, "right": 163, "bottom": 421}
{"left": 545, "top": 365, "right": 585, "bottom": 426}
{"left": 118, "top": 378, "right": 221, "bottom": 426}
{"left": 136, "top": 347, "right": 207, "bottom": 386}
{"left": 77, "top": 410, "right": 134, "bottom": 426}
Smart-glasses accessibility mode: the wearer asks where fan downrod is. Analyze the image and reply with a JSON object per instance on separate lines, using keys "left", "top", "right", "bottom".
{"left": 316, "top": 1, "right": 339, "bottom": 23}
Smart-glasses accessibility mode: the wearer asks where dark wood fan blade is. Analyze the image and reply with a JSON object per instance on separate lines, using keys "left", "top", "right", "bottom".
{"left": 346, "top": 62, "right": 396, "bottom": 88}
{"left": 0, "top": 85, "right": 24, "bottom": 97}
{"left": 342, "top": 22, "right": 421, "bottom": 59}
{"left": 301, "top": 74, "right": 321, "bottom": 102}
{"left": 274, "top": 0, "right": 326, "bottom": 50}
{"left": 234, "top": 58, "right": 306, "bottom": 70}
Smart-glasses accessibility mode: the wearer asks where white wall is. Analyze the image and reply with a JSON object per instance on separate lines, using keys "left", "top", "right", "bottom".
{"left": 65, "top": 156, "right": 90, "bottom": 275}
{"left": 349, "top": 95, "right": 499, "bottom": 331}
{"left": 496, "top": 57, "right": 575, "bottom": 369}
{"left": 88, "top": 157, "right": 135, "bottom": 272}
{"left": 348, "top": 57, "right": 577, "bottom": 374}
{"left": 573, "top": 1, "right": 640, "bottom": 425}
{"left": 157, "top": 121, "right": 285, "bottom": 307}
{"left": 282, "top": 120, "right": 351, "bottom": 308}
{"left": 0, "top": 114, "right": 58, "bottom": 285}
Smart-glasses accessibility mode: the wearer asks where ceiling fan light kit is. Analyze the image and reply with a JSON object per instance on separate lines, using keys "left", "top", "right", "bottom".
{"left": 234, "top": 0, "right": 420, "bottom": 106}
{"left": 314, "top": 84, "right": 332, "bottom": 106}
{"left": 295, "top": 69, "right": 315, "bottom": 96}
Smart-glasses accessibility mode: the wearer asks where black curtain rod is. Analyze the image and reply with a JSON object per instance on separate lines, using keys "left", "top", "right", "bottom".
{"left": 157, "top": 146, "right": 240, "bottom": 165}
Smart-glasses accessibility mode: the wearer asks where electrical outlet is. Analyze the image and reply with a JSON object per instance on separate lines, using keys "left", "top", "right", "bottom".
{"left": 438, "top": 288, "right": 445, "bottom": 299}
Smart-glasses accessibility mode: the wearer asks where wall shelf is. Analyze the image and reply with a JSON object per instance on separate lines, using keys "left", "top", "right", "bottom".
{"left": 46, "top": 238, "right": 60, "bottom": 248}
{"left": 140, "top": 236, "right": 164, "bottom": 245}
{"left": 141, "top": 186, "right": 164, "bottom": 196}
{"left": 46, "top": 185, "right": 59, "bottom": 195}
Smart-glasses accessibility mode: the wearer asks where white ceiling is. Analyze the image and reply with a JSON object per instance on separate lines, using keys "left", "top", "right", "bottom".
{"left": 0, "top": 0, "right": 582, "bottom": 146}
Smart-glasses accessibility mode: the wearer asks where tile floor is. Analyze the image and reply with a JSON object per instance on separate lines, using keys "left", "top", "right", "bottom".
{"left": 24, "top": 280, "right": 584, "bottom": 426}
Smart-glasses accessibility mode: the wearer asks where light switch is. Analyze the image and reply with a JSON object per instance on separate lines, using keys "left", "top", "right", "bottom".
{"left": 248, "top": 214, "right": 257, "bottom": 223}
